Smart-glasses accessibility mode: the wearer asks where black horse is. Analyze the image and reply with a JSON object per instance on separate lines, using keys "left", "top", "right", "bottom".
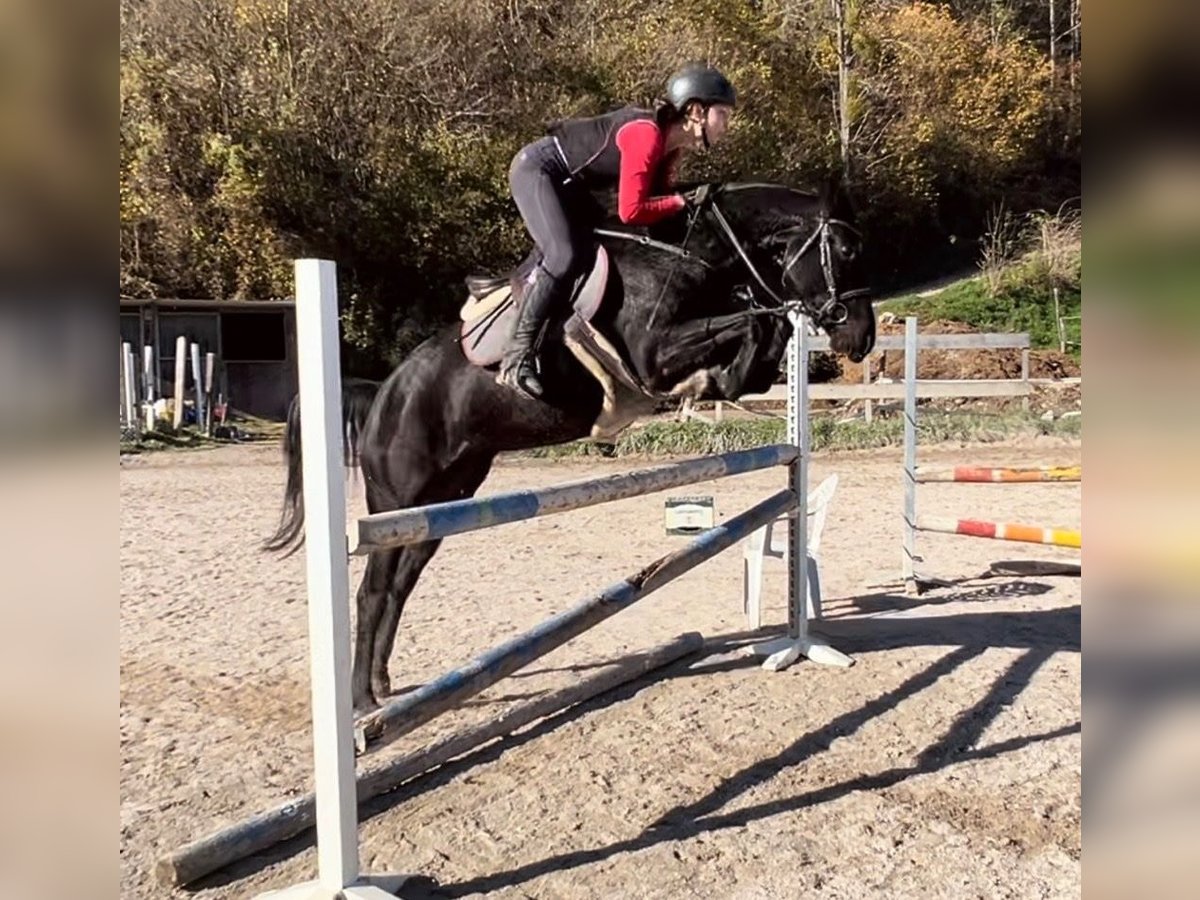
{"left": 266, "top": 180, "right": 876, "bottom": 712}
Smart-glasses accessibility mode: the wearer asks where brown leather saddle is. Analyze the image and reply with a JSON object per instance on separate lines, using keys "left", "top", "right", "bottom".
{"left": 457, "top": 245, "right": 654, "bottom": 437}
{"left": 458, "top": 247, "right": 609, "bottom": 368}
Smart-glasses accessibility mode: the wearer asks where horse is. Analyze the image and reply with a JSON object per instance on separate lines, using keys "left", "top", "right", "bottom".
{"left": 265, "top": 179, "right": 876, "bottom": 713}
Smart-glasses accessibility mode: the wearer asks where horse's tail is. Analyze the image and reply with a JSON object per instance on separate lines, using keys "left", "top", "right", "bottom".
{"left": 261, "top": 377, "right": 381, "bottom": 556}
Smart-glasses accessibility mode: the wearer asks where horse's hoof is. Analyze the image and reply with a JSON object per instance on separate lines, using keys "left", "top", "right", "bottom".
{"left": 353, "top": 697, "right": 380, "bottom": 718}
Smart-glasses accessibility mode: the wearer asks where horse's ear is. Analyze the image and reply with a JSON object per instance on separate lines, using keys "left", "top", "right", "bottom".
{"left": 817, "top": 175, "right": 837, "bottom": 211}
{"left": 820, "top": 173, "right": 855, "bottom": 220}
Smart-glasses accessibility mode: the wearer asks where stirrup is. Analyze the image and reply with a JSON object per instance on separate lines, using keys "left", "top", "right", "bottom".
{"left": 499, "top": 353, "right": 544, "bottom": 399}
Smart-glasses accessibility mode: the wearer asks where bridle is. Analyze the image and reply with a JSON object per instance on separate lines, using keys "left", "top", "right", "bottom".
{"left": 594, "top": 189, "right": 870, "bottom": 332}
{"left": 706, "top": 197, "right": 869, "bottom": 329}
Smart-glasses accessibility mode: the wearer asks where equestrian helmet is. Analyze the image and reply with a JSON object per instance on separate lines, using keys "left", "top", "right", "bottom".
{"left": 666, "top": 65, "right": 737, "bottom": 109}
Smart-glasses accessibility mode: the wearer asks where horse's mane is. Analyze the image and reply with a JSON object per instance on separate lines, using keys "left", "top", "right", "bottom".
{"left": 719, "top": 181, "right": 818, "bottom": 199}
{"left": 593, "top": 180, "right": 826, "bottom": 236}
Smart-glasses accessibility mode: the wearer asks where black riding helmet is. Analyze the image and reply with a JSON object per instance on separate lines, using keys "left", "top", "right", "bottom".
{"left": 666, "top": 65, "right": 737, "bottom": 110}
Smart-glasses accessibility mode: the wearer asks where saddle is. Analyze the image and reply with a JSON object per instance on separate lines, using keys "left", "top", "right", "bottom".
{"left": 457, "top": 242, "right": 655, "bottom": 438}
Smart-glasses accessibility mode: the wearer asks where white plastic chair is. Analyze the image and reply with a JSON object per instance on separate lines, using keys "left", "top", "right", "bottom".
{"left": 742, "top": 473, "right": 839, "bottom": 630}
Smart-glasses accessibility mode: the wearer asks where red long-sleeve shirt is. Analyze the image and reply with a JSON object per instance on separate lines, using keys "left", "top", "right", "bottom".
{"left": 614, "top": 120, "right": 687, "bottom": 226}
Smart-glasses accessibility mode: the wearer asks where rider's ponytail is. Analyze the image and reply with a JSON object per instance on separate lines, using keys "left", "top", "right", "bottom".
{"left": 655, "top": 99, "right": 687, "bottom": 129}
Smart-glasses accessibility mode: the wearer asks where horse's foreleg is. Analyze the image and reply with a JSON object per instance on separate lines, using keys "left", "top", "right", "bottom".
{"left": 642, "top": 314, "right": 754, "bottom": 398}
{"left": 730, "top": 313, "right": 791, "bottom": 397}
{"left": 370, "top": 539, "right": 442, "bottom": 703}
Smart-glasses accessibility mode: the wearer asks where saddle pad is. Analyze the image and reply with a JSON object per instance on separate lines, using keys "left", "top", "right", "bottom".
{"left": 460, "top": 285, "right": 513, "bottom": 323}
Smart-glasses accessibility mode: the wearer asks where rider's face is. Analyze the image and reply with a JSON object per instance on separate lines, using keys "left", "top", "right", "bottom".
{"left": 702, "top": 104, "right": 733, "bottom": 145}
{"left": 686, "top": 103, "right": 733, "bottom": 148}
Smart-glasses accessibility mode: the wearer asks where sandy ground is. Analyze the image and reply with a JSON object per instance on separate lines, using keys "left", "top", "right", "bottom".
{"left": 120, "top": 436, "right": 1081, "bottom": 899}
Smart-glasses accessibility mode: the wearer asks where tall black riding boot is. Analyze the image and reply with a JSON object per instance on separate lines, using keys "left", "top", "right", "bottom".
{"left": 498, "top": 267, "right": 565, "bottom": 400}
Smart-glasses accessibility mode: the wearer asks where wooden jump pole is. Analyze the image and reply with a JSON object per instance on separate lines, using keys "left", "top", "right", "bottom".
{"left": 156, "top": 632, "right": 704, "bottom": 889}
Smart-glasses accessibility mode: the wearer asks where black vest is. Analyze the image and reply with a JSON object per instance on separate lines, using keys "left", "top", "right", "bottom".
{"left": 546, "top": 106, "right": 658, "bottom": 186}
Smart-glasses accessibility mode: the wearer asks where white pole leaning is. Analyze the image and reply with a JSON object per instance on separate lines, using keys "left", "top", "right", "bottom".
{"left": 902, "top": 315, "right": 919, "bottom": 594}
{"left": 254, "top": 260, "right": 407, "bottom": 900}
{"left": 746, "top": 313, "right": 853, "bottom": 670}
{"left": 142, "top": 344, "right": 156, "bottom": 431}
{"left": 122, "top": 342, "right": 139, "bottom": 433}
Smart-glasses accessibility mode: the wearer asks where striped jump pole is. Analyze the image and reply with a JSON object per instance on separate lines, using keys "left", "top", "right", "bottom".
{"left": 915, "top": 465, "right": 1081, "bottom": 483}
{"left": 901, "top": 315, "right": 1080, "bottom": 593}
{"left": 916, "top": 515, "right": 1081, "bottom": 549}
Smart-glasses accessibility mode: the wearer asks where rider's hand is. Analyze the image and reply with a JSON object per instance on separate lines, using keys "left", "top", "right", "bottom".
{"left": 680, "top": 183, "right": 712, "bottom": 212}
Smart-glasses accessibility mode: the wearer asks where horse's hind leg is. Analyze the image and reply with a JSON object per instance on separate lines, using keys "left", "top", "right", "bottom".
{"left": 365, "top": 451, "right": 496, "bottom": 708}
{"left": 352, "top": 548, "right": 401, "bottom": 713}
{"left": 368, "top": 539, "right": 441, "bottom": 702}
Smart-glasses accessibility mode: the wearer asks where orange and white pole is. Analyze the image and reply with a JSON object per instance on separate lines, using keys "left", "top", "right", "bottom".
{"left": 916, "top": 515, "right": 1081, "bottom": 549}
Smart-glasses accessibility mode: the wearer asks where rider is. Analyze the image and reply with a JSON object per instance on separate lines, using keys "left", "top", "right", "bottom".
{"left": 498, "top": 64, "right": 737, "bottom": 400}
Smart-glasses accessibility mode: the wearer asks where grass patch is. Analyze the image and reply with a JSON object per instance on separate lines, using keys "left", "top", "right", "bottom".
{"left": 881, "top": 205, "right": 1082, "bottom": 356}
{"left": 119, "top": 419, "right": 279, "bottom": 455}
{"left": 520, "top": 411, "right": 1080, "bottom": 460}
{"left": 881, "top": 260, "right": 1081, "bottom": 354}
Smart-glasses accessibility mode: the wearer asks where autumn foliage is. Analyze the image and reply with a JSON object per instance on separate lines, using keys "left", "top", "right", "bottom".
{"left": 120, "top": 0, "right": 1080, "bottom": 371}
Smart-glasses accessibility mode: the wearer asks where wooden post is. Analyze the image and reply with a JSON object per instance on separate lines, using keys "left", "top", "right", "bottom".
{"left": 126, "top": 344, "right": 140, "bottom": 433}
{"left": 120, "top": 342, "right": 134, "bottom": 431}
{"left": 791, "top": 321, "right": 810, "bottom": 639}
{"left": 862, "top": 354, "right": 873, "bottom": 423}
{"left": 190, "top": 342, "right": 204, "bottom": 432}
{"left": 257, "top": 260, "right": 407, "bottom": 899}
{"left": 1054, "top": 286, "right": 1065, "bottom": 352}
{"left": 744, "top": 316, "right": 852, "bottom": 670}
{"left": 1021, "top": 347, "right": 1031, "bottom": 413}
{"left": 293, "top": 260, "right": 358, "bottom": 892}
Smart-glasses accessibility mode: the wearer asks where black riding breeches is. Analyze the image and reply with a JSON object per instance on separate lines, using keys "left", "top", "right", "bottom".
{"left": 508, "top": 136, "right": 596, "bottom": 282}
